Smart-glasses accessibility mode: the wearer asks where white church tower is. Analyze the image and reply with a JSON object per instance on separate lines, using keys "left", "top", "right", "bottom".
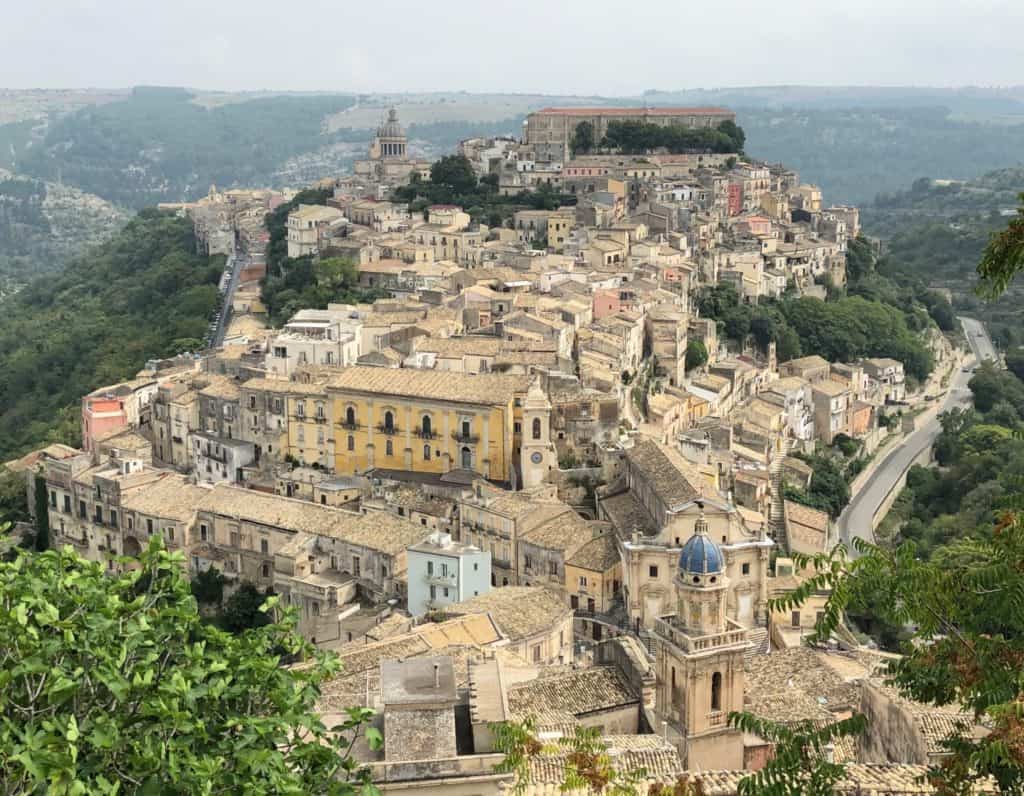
{"left": 520, "top": 377, "right": 556, "bottom": 489}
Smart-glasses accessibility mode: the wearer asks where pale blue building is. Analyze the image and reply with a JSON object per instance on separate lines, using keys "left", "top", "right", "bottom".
{"left": 406, "top": 532, "right": 491, "bottom": 617}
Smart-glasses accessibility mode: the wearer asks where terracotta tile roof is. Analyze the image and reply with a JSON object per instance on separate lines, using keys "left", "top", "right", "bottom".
{"left": 508, "top": 666, "right": 638, "bottom": 725}
{"left": 521, "top": 510, "right": 594, "bottom": 557}
{"left": 744, "top": 648, "right": 862, "bottom": 724}
{"left": 599, "top": 490, "right": 658, "bottom": 537}
{"left": 624, "top": 438, "right": 705, "bottom": 510}
{"left": 120, "top": 474, "right": 208, "bottom": 523}
{"left": 567, "top": 532, "right": 620, "bottom": 572}
{"left": 448, "top": 587, "right": 571, "bottom": 642}
{"left": 198, "top": 485, "right": 430, "bottom": 556}
{"left": 784, "top": 500, "right": 830, "bottom": 534}
{"left": 327, "top": 366, "right": 528, "bottom": 406}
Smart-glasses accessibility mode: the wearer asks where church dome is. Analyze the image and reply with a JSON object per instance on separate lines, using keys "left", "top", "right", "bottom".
{"left": 377, "top": 108, "right": 405, "bottom": 139}
{"left": 678, "top": 508, "right": 724, "bottom": 575}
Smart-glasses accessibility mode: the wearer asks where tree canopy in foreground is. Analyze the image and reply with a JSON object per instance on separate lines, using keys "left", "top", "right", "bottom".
{"left": 0, "top": 533, "right": 380, "bottom": 795}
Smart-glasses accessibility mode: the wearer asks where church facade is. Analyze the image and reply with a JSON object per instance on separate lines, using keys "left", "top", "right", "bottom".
{"left": 353, "top": 108, "right": 432, "bottom": 187}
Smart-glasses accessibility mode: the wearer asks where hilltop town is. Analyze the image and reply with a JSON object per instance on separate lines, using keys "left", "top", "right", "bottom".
{"left": 9, "top": 105, "right": 984, "bottom": 793}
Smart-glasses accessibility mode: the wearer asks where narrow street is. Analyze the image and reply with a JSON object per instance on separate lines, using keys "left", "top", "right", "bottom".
{"left": 837, "top": 317, "right": 995, "bottom": 547}
{"left": 209, "top": 244, "right": 247, "bottom": 348}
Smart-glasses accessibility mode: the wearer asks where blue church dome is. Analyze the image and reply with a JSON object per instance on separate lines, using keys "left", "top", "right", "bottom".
{"left": 678, "top": 507, "right": 724, "bottom": 575}
{"left": 678, "top": 533, "right": 724, "bottom": 575}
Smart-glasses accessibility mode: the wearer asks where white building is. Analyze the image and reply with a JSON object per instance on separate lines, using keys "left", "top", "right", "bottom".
{"left": 192, "top": 432, "right": 255, "bottom": 484}
{"left": 286, "top": 204, "right": 345, "bottom": 259}
{"left": 406, "top": 532, "right": 491, "bottom": 617}
{"left": 267, "top": 308, "right": 362, "bottom": 375}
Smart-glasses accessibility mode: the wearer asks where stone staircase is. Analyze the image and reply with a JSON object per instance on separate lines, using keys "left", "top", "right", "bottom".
{"left": 744, "top": 626, "right": 770, "bottom": 660}
{"left": 768, "top": 438, "right": 795, "bottom": 551}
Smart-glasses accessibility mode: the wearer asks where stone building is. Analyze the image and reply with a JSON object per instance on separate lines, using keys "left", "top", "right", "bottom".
{"left": 524, "top": 106, "right": 737, "bottom": 163}
{"left": 653, "top": 513, "right": 748, "bottom": 770}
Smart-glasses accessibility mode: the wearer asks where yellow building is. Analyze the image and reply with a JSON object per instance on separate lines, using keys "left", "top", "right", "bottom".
{"left": 546, "top": 207, "right": 576, "bottom": 252}
{"left": 327, "top": 367, "right": 531, "bottom": 484}
{"left": 285, "top": 384, "right": 334, "bottom": 468}
{"left": 565, "top": 532, "right": 622, "bottom": 640}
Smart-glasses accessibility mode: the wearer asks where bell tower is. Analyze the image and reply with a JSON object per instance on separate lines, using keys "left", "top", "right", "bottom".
{"left": 520, "top": 377, "right": 556, "bottom": 489}
{"left": 654, "top": 505, "right": 747, "bottom": 770}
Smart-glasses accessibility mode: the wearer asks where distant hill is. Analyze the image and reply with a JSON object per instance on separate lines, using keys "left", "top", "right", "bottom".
{"left": 0, "top": 175, "right": 127, "bottom": 292}
{"left": 11, "top": 87, "right": 358, "bottom": 207}
{"left": 4, "top": 85, "right": 1024, "bottom": 207}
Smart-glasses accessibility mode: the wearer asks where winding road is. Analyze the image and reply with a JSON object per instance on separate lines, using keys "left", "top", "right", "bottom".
{"left": 837, "top": 317, "right": 996, "bottom": 547}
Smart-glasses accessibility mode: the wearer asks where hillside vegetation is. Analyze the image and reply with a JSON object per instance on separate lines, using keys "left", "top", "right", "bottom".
{"left": 0, "top": 175, "right": 127, "bottom": 291}
{"left": 864, "top": 168, "right": 1024, "bottom": 348}
{"left": 0, "top": 210, "right": 222, "bottom": 460}
{"left": 13, "top": 87, "right": 357, "bottom": 207}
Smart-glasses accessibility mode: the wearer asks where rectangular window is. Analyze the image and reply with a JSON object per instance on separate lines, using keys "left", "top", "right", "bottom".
{"left": 49, "top": 490, "right": 57, "bottom": 508}
{"left": 430, "top": 585, "right": 436, "bottom": 600}
{"left": 649, "top": 565, "right": 659, "bottom": 578}
{"left": 260, "top": 538, "right": 269, "bottom": 554}
{"left": 168, "top": 527, "right": 175, "bottom": 542}
{"left": 79, "top": 500, "right": 86, "bottom": 519}
{"left": 200, "top": 524, "right": 208, "bottom": 542}
{"left": 427, "top": 561, "right": 434, "bottom": 575}
{"left": 110, "top": 510, "right": 118, "bottom": 527}
{"left": 532, "top": 645, "right": 541, "bottom": 663}
{"left": 579, "top": 576, "right": 588, "bottom": 588}
{"left": 352, "top": 556, "right": 360, "bottom": 577}
{"left": 63, "top": 495, "right": 71, "bottom": 513}
{"left": 791, "top": 611, "right": 801, "bottom": 628}
{"left": 147, "top": 518, "right": 154, "bottom": 535}
{"left": 741, "top": 562, "right": 750, "bottom": 575}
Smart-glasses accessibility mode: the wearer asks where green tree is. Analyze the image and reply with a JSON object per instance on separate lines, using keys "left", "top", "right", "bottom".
{"left": 776, "top": 525, "right": 1024, "bottom": 793}
{"left": 717, "top": 119, "right": 746, "bottom": 152}
{"left": 191, "top": 565, "right": 227, "bottom": 606}
{"left": 569, "top": 121, "right": 595, "bottom": 156}
{"left": 0, "top": 469, "right": 30, "bottom": 523}
{"left": 32, "top": 472, "right": 49, "bottom": 551}
{"left": 429, "top": 154, "right": 478, "bottom": 194}
{"left": 977, "top": 191, "right": 1024, "bottom": 299}
{"left": 1005, "top": 348, "right": 1024, "bottom": 383}
{"left": 222, "top": 581, "right": 274, "bottom": 633}
{"left": 730, "top": 713, "right": 867, "bottom": 795}
{"left": 685, "top": 339, "right": 708, "bottom": 372}
{"left": 0, "top": 536, "right": 382, "bottom": 794}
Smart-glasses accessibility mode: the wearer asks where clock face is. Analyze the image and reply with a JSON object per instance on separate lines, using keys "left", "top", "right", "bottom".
{"left": 530, "top": 451, "right": 543, "bottom": 464}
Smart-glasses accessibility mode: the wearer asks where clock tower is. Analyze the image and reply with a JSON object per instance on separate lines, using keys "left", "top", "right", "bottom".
{"left": 520, "top": 377, "right": 556, "bottom": 489}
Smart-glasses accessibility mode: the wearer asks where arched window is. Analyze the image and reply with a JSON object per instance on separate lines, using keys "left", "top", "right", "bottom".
{"left": 423, "top": 444, "right": 431, "bottom": 461}
{"left": 386, "top": 440, "right": 393, "bottom": 457}
{"left": 532, "top": 417, "right": 542, "bottom": 440}
{"left": 384, "top": 410, "right": 394, "bottom": 431}
{"left": 421, "top": 415, "right": 432, "bottom": 438}
{"left": 347, "top": 435, "right": 354, "bottom": 451}
{"left": 345, "top": 406, "right": 355, "bottom": 427}
{"left": 711, "top": 671, "right": 722, "bottom": 712}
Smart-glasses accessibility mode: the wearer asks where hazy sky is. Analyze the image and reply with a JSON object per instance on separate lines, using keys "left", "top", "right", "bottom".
{"left": 4, "top": 0, "right": 1022, "bottom": 95}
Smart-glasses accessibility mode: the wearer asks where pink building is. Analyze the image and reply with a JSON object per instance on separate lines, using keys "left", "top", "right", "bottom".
{"left": 82, "top": 393, "right": 129, "bottom": 453}
{"left": 81, "top": 379, "right": 157, "bottom": 453}
{"left": 592, "top": 288, "right": 623, "bottom": 320}
{"left": 727, "top": 183, "right": 743, "bottom": 217}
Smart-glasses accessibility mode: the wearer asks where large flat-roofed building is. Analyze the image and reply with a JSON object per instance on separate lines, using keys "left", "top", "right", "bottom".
{"left": 525, "top": 106, "right": 736, "bottom": 163}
